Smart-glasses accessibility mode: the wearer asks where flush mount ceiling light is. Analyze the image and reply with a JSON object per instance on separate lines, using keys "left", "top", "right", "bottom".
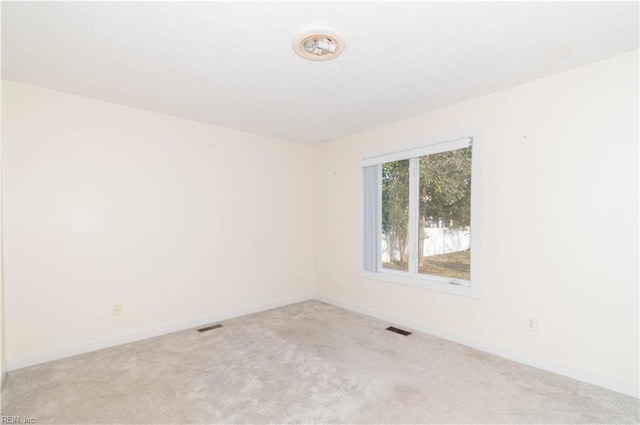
{"left": 293, "top": 28, "right": 346, "bottom": 61}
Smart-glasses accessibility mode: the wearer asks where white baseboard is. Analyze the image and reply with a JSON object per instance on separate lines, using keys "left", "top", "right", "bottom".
{"left": 1, "top": 361, "right": 6, "bottom": 389}
{"left": 7, "top": 295, "right": 313, "bottom": 372}
{"left": 7, "top": 293, "right": 638, "bottom": 399}
{"left": 315, "top": 295, "right": 639, "bottom": 399}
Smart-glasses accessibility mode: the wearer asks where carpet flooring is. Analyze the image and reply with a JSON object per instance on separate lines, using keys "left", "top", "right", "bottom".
{"left": 2, "top": 300, "right": 638, "bottom": 424}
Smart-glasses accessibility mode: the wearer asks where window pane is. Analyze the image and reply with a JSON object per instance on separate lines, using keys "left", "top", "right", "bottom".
{"left": 381, "top": 159, "right": 410, "bottom": 272}
{"left": 418, "top": 147, "right": 471, "bottom": 280}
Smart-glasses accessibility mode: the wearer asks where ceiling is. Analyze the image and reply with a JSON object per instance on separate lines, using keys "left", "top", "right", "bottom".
{"left": 2, "top": 2, "right": 638, "bottom": 145}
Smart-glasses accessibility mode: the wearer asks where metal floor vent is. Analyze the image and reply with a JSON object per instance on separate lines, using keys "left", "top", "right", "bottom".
{"left": 198, "top": 324, "right": 223, "bottom": 332}
{"left": 386, "top": 326, "right": 412, "bottom": 336}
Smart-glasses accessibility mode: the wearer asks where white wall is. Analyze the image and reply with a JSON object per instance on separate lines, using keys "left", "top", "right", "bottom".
{"left": 314, "top": 51, "right": 639, "bottom": 396}
{"left": 0, "top": 81, "right": 4, "bottom": 385}
{"left": 2, "top": 81, "right": 314, "bottom": 369}
{"left": 2, "top": 51, "right": 637, "bottom": 397}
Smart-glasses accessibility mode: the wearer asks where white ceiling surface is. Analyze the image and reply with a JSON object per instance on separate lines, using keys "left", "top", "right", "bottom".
{"left": 2, "top": 2, "right": 638, "bottom": 145}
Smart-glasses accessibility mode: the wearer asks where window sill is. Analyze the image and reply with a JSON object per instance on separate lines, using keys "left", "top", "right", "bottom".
{"left": 358, "top": 270, "right": 480, "bottom": 299}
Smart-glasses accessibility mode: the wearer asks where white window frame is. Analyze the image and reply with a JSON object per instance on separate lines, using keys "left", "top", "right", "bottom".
{"left": 361, "top": 133, "right": 482, "bottom": 299}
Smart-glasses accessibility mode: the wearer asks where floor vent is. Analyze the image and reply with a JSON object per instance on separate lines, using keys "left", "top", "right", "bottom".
{"left": 386, "top": 326, "right": 412, "bottom": 336}
{"left": 198, "top": 324, "right": 223, "bottom": 332}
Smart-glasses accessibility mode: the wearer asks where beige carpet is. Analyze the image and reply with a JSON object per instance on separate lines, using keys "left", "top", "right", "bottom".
{"left": 2, "top": 301, "right": 638, "bottom": 424}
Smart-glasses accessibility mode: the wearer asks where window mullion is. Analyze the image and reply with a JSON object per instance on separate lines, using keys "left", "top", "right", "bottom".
{"left": 408, "top": 157, "right": 419, "bottom": 274}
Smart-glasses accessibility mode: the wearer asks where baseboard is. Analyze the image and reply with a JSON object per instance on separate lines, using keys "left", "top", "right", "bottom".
{"left": 7, "top": 293, "right": 637, "bottom": 399}
{"left": 1, "top": 361, "right": 6, "bottom": 389}
{"left": 314, "top": 295, "right": 639, "bottom": 399}
{"left": 7, "top": 295, "right": 313, "bottom": 372}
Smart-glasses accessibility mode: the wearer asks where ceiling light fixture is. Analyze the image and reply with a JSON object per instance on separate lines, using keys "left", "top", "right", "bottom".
{"left": 293, "top": 28, "right": 345, "bottom": 61}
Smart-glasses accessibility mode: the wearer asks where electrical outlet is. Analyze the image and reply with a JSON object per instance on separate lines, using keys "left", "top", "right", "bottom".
{"left": 526, "top": 317, "right": 537, "bottom": 333}
{"left": 113, "top": 304, "right": 122, "bottom": 316}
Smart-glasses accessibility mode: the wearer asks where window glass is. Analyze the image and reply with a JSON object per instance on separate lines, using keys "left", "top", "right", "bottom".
{"left": 381, "top": 159, "right": 410, "bottom": 272}
{"left": 362, "top": 136, "right": 476, "bottom": 295}
{"left": 418, "top": 147, "right": 472, "bottom": 280}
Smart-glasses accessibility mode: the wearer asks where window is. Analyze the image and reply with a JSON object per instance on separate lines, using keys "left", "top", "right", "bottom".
{"left": 362, "top": 136, "right": 480, "bottom": 298}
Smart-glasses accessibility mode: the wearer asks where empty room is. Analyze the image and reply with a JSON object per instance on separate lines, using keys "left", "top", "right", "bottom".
{"left": 0, "top": 1, "right": 638, "bottom": 423}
